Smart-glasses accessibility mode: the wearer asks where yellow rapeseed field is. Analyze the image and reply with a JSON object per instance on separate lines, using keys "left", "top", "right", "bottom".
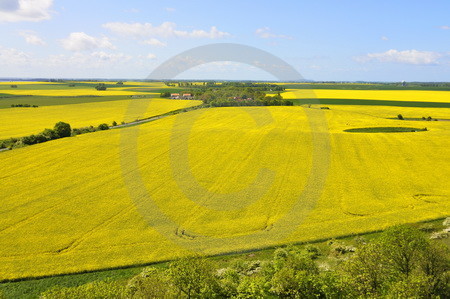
{"left": 0, "top": 98, "right": 201, "bottom": 139}
{"left": 0, "top": 101, "right": 448, "bottom": 280}
{"left": 0, "top": 81, "right": 164, "bottom": 97}
{"left": 282, "top": 89, "right": 450, "bottom": 103}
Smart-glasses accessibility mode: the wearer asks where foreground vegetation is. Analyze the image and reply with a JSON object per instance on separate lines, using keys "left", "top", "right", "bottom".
{"left": 2, "top": 224, "right": 447, "bottom": 298}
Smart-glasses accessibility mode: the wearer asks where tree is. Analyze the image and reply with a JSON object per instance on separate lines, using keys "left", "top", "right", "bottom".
{"left": 54, "top": 122, "right": 72, "bottom": 138}
{"left": 397, "top": 114, "right": 404, "bottom": 120}
{"left": 168, "top": 256, "right": 218, "bottom": 298}
{"left": 112, "top": 121, "right": 117, "bottom": 127}
{"left": 379, "top": 225, "right": 428, "bottom": 277}
{"left": 341, "top": 242, "right": 389, "bottom": 296}
{"left": 97, "top": 123, "right": 109, "bottom": 130}
{"left": 160, "top": 91, "right": 171, "bottom": 98}
{"left": 95, "top": 83, "right": 107, "bottom": 91}
{"left": 41, "top": 128, "right": 58, "bottom": 140}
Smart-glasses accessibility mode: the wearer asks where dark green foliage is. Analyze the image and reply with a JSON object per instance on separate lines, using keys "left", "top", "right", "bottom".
{"left": 95, "top": 83, "right": 107, "bottom": 91}
{"left": 427, "top": 116, "right": 432, "bottom": 121}
{"left": 10, "top": 104, "right": 38, "bottom": 108}
{"left": 397, "top": 114, "right": 404, "bottom": 120}
{"left": 345, "top": 127, "right": 427, "bottom": 133}
{"left": 97, "top": 123, "right": 109, "bottom": 131}
{"left": 54, "top": 122, "right": 71, "bottom": 138}
{"left": 116, "top": 81, "right": 124, "bottom": 85}
{"left": 112, "top": 121, "right": 117, "bottom": 127}
{"left": 160, "top": 91, "right": 171, "bottom": 97}
{"left": 10, "top": 85, "right": 17, "bottom": 88}
{"left": 41, "top": 128, "right": 58, "bottom": 140}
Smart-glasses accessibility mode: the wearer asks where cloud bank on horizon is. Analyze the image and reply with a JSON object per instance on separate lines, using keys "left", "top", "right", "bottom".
{"left": 0, "top": 0, "right": 449, "bottom": 81}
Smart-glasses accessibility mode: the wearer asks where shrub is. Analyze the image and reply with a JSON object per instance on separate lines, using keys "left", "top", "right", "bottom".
{"left": 41, "top": 128, "right": 57, "bottom": 140}
{"left": 97, "top": 123, "right": 109, "bottom": 131}
{"left": 427, "top": 116, "right": 432, "bottom": 121}
{"left": 397, "top": 114, "right": 404, "bottom": 120}
{"left": 21, "top": 135, "right": 37, "bottom": 145}
{"left": 54, "top": 122, "right": 72, "bottom": 138}
{"left": 95, "top": 83, "right": 107, "bottom": 91}
{"left": 10, "top": 84, "right": 17, "bottom": 88}
{"left": 112, "top": 121, "right": 117, "bottom": 127}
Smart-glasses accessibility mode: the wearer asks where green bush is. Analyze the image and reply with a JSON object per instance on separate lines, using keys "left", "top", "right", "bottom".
{"left": 95, "top": 83, "right": 107, "bottom": 91}
{"left": 97, "top": 123, "right": 109, "bottom": 131}
{"left": 54, "top": 121, "right": 72, "bottom": 138}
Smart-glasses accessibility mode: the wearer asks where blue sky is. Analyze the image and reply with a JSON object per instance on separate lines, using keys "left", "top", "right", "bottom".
{"left": 1, "top": 0, "right": 450, "bottom": 81}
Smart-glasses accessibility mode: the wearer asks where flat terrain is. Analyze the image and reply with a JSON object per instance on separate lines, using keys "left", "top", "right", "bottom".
{"left": 0, "top": 82, "right": 200, "bottom": 139}
{"left": 0, "top": 81, "right": 449, "bottom": 280}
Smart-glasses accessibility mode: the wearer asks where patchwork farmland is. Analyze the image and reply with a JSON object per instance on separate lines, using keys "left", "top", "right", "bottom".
{"left": 0, "top": 82, "right": 448, "bottom": 282}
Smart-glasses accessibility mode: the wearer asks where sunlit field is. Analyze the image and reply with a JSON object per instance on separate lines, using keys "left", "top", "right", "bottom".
{"left": 0, "top": 84, "right": 448, "bottom": 280}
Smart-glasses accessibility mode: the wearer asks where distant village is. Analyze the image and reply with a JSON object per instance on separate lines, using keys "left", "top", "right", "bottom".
{"left": 170, "top": 93, "right": 194, "bottom": 100}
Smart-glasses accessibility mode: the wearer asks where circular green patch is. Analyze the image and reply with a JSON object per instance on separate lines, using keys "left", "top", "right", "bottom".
{"left": 344, "top": 127, "right": 427, "bottom": 133}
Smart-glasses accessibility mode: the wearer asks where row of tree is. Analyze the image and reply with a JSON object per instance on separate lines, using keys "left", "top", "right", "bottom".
{"left": 39, "top": 225, "right": 449, "bottom": 298}
{"left": 0, "top": 121, "right": 113, "bottom": 149}
{"left": 10, "top": 104, "right": 38, "bottom": 108}
{"left": 164, "top": 83, "right": 292, "bottom": 107}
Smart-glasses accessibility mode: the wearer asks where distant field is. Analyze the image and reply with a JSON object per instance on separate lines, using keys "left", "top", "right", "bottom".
{"left": 0, "top": 102, "right": 448, "bottom": 280}
{"left": 0, "top": 95, "right": 130, "bottom": 109}
{"left": 281, "top": 82, "right": 450, "bottom": 91}
{"left": 0, "top": 81, "right": 164, "bottom": 97}
{"left": 0, "top": 82, "right": 200, "bottom": 139}
{"left": 283, "top": 89, "right": 450, "bottom": 103}
{"left": 0, "top": 98, "right": 200, "bottom": 139}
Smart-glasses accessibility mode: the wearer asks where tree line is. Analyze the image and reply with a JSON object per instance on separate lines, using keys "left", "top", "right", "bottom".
{"left": 0, "top": 121, "right": 115, "bottom": 150}
{"left": 161, "top": 82, "right": 293, "bottom": 107}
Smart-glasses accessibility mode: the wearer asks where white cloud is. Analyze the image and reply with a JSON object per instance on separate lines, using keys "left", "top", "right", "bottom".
{"left": 147, "top": 53, "right": 156, "bottom": 59}
{"left": 103, "top": 21, "right": 230, "bottom": 39}
{"left": 440, "top": 25, "right": 450, "bottom": 30}
{"left": 381, "top": 36, "right": 389, "bottom": 41}
{"left": 255, "top": 27, "right": 293, "bottom": 39}
{"left": 60, "top": 32, "right": 115, "bottom": 52}
{"left": 142, "top": 38, "right": 166, "bottom": 47}
{"left": 0, "top": 0, "right": 53, "bottom": 22}
{"left": 124, "top": 8, "right": 139, "bottom": 13}
{"left": 355, "top": 49, "right": 442, "bottom": 65}
{"left": 47, "top": 51, "right": 132, "bottom": 68}
{"left": 0, "top": 46, "right": 31, "bottom": 65}
{"left": 19, "top": 31, "right": 46, "bottom": 45}
{"left": 165, "top": 7, "right": 175, "bottom": 12}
